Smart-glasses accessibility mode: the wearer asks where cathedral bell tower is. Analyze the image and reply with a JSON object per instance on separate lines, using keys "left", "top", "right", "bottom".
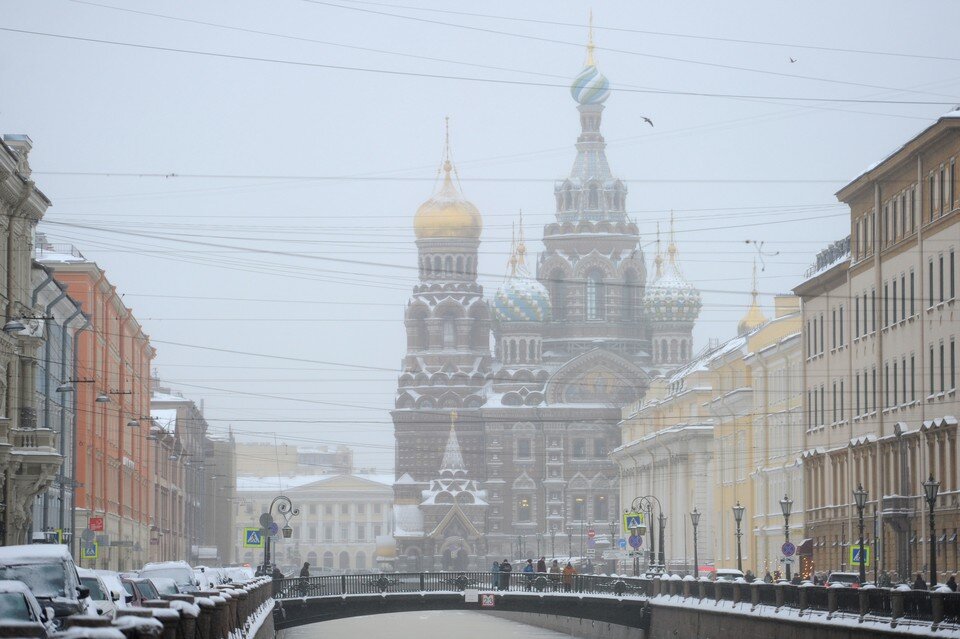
{"left": 538, "top": 20, "right": 648, "bottom": 366}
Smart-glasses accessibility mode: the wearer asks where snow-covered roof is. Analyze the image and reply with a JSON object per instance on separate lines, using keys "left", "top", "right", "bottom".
{"left": 393, "top": 504, "right": 424, "bottom": 537}
{"left": 235, "top": 473, "right": 393, "bottom": 493}
{"left": 0, "top": 544, "right": 73, "bottom": 564}
{"left": 151, "top": 391, "right": 190, "bottom": 403}
{"left": 150, "top": 409, "right": 177, "bottom": 434}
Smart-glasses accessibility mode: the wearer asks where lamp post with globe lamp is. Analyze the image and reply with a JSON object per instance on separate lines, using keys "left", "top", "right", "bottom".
{"left": 690, "top": 507, "right": 701, "bottom": 579}
{"left": 853, "top": 483, "right": 868, "bottom": 585}
{"left": 923, "top": 474, "right": 941, "bottom": 587}
{"left": 732, "top": 501, "right": 745, "bottom": 573}
{"left": 780, "top": 494, "right": 793, "bottom": 582}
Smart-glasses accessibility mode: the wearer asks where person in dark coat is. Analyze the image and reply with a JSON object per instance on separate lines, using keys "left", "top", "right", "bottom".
{"left": 913, "top": 573, "right": 928, "bottom": 590}
{"left": 499, "top": 559, "right": 512, "bottom": 590}
{"left": 948, "top": 574, "right": 958, "bottom": 592}
{"left": 491, "top": 560, "right": 500, "bottom": 589}
{"left": 299, "top": 562, "right": 310, "bottom": 578}
{"left": 271, "top": 566, "right": 284, "bottom": 580}
{"left": 536, "top": 557, "right": 547, "bottom": 573}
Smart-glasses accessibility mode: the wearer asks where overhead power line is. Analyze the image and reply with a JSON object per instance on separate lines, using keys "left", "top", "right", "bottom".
{"left": 0, "top": 26, "right": 955, "bottom": 106}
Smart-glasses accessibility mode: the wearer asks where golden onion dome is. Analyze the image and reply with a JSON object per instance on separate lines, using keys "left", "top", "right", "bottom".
{"left": 413, "top": 160, "right": 482, "bottom": 240}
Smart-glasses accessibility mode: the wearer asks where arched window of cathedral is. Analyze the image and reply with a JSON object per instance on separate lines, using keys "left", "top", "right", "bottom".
{"left": 564, "top": 188, "right": 572, "bottom": 211}
{"left": 661, "top": 340, "right": 668, "bottom": 362}
{"left": 586, "top": 270, "right": 604, "bottom": 320}
{"left": 680, "top": 340, "right": 688, "bottom": 361}
{"left": 588, "top": 184, "right": 599, "bottom": 209}
{"left": 518, "top": 339, "right": 527, "bottom": 363}
{"left": 416, "top": 318, "right": 428, "bottom": 350}
{"left": 442, "top": 318, "right": 456, "bottom": 349}
{"left": 622, "top": 271, "right": 637, "bottom": 320}
{"left": 444, "top": 255, "right": 453, "bottom": 276}
{"left": 456, "top": 255, "right": 464, "bottom": 276}
{"left": 466, "top": 256, "right": 473, "bottom": 277}
{"left": 509, "top": 340, "right": 517, "bottom": 363}
{"left": 548, "top": 269, "right": 566, "bottom": 320}
{"left": 529, "top": 340, "right": 537, "bottom": 363}
{"left": 670, "top": 339, "right": 678, "bottom": 363}
{"left": 433, "top": 255, "right": 442, "bottom": 275}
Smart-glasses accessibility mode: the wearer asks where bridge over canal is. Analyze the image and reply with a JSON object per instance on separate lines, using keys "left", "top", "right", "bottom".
{"left": 271, "top": 571, "right": 959, "bottom": 638}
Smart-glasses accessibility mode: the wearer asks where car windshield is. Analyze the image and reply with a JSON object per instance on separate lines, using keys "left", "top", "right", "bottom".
{"left": 0, "top": 593, "right": 33, "bottom": 621}
{"left": 151, "top": 580, "right": 178, "bottom": 595}
{"left": 137, "top": 581, "right": 159, "bottom": 599}
{"left": 0, "top": 564, "right": 66, "bottom": 598}
{"left": 81, "top": 577, "right": 105, "bottom": 600}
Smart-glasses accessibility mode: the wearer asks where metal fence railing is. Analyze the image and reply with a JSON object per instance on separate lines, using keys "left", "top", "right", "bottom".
{"left": 273, "top": 572, "right": 960, "bottom": 628}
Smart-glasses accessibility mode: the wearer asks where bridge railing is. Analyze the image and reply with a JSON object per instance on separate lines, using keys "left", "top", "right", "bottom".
{"left": 275, "top": 572, "right": 960, "bottom": 630}
{"left": 274, "top": 571, "right": 650, "bottom": 599}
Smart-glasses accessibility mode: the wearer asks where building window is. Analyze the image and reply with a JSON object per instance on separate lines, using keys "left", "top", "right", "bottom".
{"left": 832, "top": 381, "right": 838, "bottom": 423}
{"left": 941, "top": 342, "right": 946, "bottom": 393}
{"left": 951, "top": 250, "right": 956, "bottom": 300}
{"left": 357, "top": 525, "right": 366, "bottom": 541}
{"left": 871, "top": 367, "right": 877, "bottom": 412}
{"left": 839, "top": 305, "right": 844, "bottom": 345}
{"left": 854, "top": 297, "right": 860, "bottom": 338}
{"left": 572, "top": 497, "right": 585, "bottom": 520}
{"left": 572, "top": 439, "right": 586, "bottom": 459}
{"left": 893, "top": 361, "right": 899, "bottom": 406}
{"left": 341, "top": 503, "right": 349, "bottom": 514}
{"left": 940, "top": 255, "right": 945, "bottom": 303}
{"left": 832, "top": 309, "right": 837, "bottom": 349}
{"left": 884, "top": 282, "right": 889, "bottom": 326}
{"left": 952, "top": 339, "right": 957, "bottom": 391}
{"left": 901, "top": 274, "right": 906, "bottom": 321}
{"left": 374, "top": 504, "right": 381, "bottom": 514}
{"left": 871, "top": 289, "right": 876, "bottom": 332}
{"left": 820, "top": 385, "right": 825, "bottom": 426}
{"left": 910, "top": 271, "right": 916, "bottom": 316}
{"left": 324, "top": 524, "right": 333, "bottom": 541}
{"left": 594, "top": 439, "right": 606, "bottom": 457}
{"left": 586, "top": 271, "right": 604, "bottom": 320}
{"left": 356, "top": 504, "right": 365, "bottom": 514}
{"left": 931, "top": 346, "right": 936, "bottom": 397}
{"left": 855, "top": 373, "right": 860, "bottom": 416}
{"left": 517, "top": 439, "right": 532, "bottom": 459}
{"left": 340, "top": 525, "right": 349, "bottom": 541}
{"left": 443, "top": 318, "right": 456, "bottom": 349}
{"left": 594, "top": 495, "right": 608, "bottom": 521}
{"left": 819, "top": 314, "right": 824, "bottom": 353}
{"left": 516, "top": 497, "right": 532, "bottom": 522}
{"left": 325, "top": 505, "right": 333, "bottom": 516}
{"left": 930, "top": 260, "right": 935, "bottom": 307}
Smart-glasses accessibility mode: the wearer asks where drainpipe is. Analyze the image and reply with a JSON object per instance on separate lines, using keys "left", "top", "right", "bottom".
{"left": 67, "top": 310, "right": 90, "bottom": 561}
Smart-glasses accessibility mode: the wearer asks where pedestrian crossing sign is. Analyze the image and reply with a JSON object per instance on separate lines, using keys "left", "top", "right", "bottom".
{"left": 81, "top": 542, "right": 98, "bottom": 560}
{"left": 623, "top": 512, "right": 645, "bottom": 532}
{"left": 243, "top": 527, "right": 264, "bottom": 548}
{"left": 850, "top": 545, "right": 871, "bottom": 567}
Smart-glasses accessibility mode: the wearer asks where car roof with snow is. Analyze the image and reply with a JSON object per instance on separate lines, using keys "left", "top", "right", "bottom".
{"left": 141, "top": 561, "right": 192, "bottom": 570}
{"left": 0, "top": 544, "right": 73, "bottom": 564}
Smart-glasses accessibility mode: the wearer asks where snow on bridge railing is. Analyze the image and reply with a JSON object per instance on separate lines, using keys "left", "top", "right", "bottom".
{"left": 276, "top": 571, "right": 960, "bottom": 631}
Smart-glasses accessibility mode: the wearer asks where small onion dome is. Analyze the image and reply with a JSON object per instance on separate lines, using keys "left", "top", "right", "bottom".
{"left": 494, "top": 276, "right": 552, "bottom": 323}
{"left": 413, "top": 161, "right": 482, "bottom": 240}
{"left": 645, "top": 245, "right": 702, "bottom": 323}
{"left": 570, "top": 64, "right": 611, "bottom": 105}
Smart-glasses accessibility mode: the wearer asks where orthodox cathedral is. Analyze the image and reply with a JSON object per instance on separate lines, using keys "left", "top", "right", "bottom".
{"left": 392, "top": 31, "right": 702, "bottom": 570}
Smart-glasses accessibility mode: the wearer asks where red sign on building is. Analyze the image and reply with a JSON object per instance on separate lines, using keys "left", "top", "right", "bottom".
{"left": 89, "top": 517, "right": 104, "bottom": 532}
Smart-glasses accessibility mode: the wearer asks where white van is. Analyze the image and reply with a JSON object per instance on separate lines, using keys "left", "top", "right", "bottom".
{"left": 138, "top": 561, "right": 199, "bottom": 594}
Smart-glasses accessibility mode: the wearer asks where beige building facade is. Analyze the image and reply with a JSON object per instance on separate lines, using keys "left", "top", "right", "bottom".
{"left": 235, "top": 473, "right": 393, "bottom": 572}
{"left": 795, "top": 111, "right": 960, "bottom": 581}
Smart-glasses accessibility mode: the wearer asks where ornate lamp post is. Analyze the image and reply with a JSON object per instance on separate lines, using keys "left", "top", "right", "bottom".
{"left": 630, "top": 495, "right": 665, "bottom": 572}
{"left": 853, "top": 483, "right": 868, "bottom": 584}
{"left": 923, "top": 474, "right": 940, "bottom": 587}
{"left": 690, "top": 507, "right": 701, "bottom": 579}
{"left": 262, "top": 495, "right": 299, "bottom": 575}
{"left": 550, "top": 526, "right": 557, "bottom": 559}
{"left": 732, "top": 501, "right": 745, "bottom": 573}
{"left": 780, "top": 494, "right": 793, "bottom": 582}
{"left": 658, "top": 512, "right": 667, "bottom": 569}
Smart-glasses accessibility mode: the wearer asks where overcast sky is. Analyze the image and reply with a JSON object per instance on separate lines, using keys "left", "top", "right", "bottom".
{"left": 3, "top": 0, "right": 959, "bottom": 473}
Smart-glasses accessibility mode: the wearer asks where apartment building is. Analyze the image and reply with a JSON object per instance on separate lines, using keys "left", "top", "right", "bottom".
{"left": 794, "top": 110, "right": 960, "bottom": 581}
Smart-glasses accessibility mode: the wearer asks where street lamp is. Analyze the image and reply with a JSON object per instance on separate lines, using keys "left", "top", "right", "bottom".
{"left": 690, "top": 507, "right": 701, "bottom": 579}
{"left": 262, "top": 495, "right": 300, "bottom": 575}
{"left": 550, "top": 526, "right": 557, "bottom": 559}
{"left": 658, "top": 512, "right": 667, "bottom": 570}
{"left": 923, "top": 474, "right": 940, "bottom": 588}
{"left": 780, "top": 494, "right": 793, "bottom": 581}
{"left": 732, "top": 501, "right": 745, "bottom": 573}
{"left": 853, "top": 483, "right": 868, "bottom": 584}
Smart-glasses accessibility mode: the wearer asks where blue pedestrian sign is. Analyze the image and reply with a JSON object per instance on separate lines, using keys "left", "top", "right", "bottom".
{"left": 850, "top": 546, "right": 871, "bottom": 567}
{"left": 623, "top": 512, "right": 645, "bottom": 531}
{"left": 618, "top": 538, "right": 627, "bottom": 549}
{"left": 243, "top": 527, "right": 264, "bottom": 548}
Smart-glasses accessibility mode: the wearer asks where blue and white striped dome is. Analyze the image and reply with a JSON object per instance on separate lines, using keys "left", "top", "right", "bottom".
{"left": 570, "top": 64, "right": 611, "bottom": 105}
{"left": 494, "top": 277, "right": 552, "bottom": 323}
{"left": 644, "top": 245, "right": 702, "bottom": 323}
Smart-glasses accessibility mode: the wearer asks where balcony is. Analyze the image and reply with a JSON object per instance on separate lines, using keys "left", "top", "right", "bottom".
{"left": 12, "top": 427, "right": 57, "bottom": 451}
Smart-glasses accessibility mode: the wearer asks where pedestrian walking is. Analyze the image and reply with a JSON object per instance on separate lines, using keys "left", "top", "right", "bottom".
{"left": 549, "top": 559, "right": 561, "bottom": 590}
{"left": 562, "top": 562, "right": 576, "bottom": 592}
{"left": 536, "top": 556, "right": 547, "bottom": 573}
{"left": 491, "top": 560, "right": 500, "bottom": 589}
{"left": 499, "top": 559, "right": 513, "bottom": 590}
{"left": 763, "top": 571, "right": 772, "bottom": 583}
{"left": 913, "top": 573, "right": 928, "bottom": 590}
{"left": 523, "top": 559, "right": 535, "bottom": 589}
{"left": 299, "top": 562, "right": 310, "bottom": 578}
{"left": 948, "top": 574, "right": 958, "bottom": 592}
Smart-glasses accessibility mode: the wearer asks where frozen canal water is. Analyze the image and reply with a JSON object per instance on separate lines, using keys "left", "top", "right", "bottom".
{"left": 280, "top": 610, "right": 576, "bottom": 639}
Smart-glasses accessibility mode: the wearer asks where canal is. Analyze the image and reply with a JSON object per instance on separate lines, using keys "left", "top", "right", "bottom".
{"left": 279, "top": 610, "right": 579, "bottom": 639}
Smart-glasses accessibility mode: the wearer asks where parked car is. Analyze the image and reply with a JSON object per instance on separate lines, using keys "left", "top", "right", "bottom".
{"left": 0, "top": 545, "right": 93, "bottom": 627}
{"left": 95, "top": 570, "right": 130, "bottom": 608}
{"left": 194, "top": 566, "right": 227, "bottom": 589}
{"left": 78, "top": 568, "right": 118, "bottom": 618}
{"left": 825, "top": 571, "right": 862, "bottom": 588}
{"left": 121, "top": 577, "right": 161, "bottom": 607}
{"left": 0, "top": 579, "right": 54, "bottom": 637}
{"left": 714, "top": 569, "right": 746, "bottom": 582}
{"left": 138, "top": 561, "right": 198, "bottom": 594}
{"left": 223, "top": 566, "right": 254, "bottom": 583}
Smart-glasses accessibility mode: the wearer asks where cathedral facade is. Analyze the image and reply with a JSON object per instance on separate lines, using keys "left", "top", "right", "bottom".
{"left": 392, "top": 36, "right": 702, "bottom": 570}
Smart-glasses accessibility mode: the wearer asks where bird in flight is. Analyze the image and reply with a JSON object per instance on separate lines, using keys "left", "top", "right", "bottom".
{"left": 642, "top": 117, "right": 654, "bottom": 127}
{"left": 789, "top": 57, "right": 797, "bottom": 63}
